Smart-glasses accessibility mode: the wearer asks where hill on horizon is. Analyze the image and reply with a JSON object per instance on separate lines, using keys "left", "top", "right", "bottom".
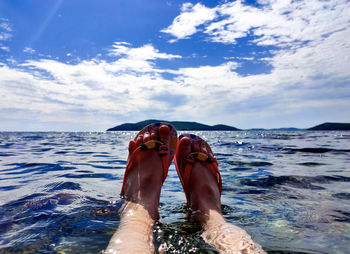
{"left": 107, "top": 119, "right": 241, "bottom": 131}
{"left": 308, "top": 122, "right": 350, "bottom": 130}
{"left": 107, "top": 120, "right": 350, "bottom": 131}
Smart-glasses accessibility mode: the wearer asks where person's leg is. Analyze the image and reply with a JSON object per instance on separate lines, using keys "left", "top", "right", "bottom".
{"left": 106, "top": 123, "right": 177, "bottom": 254}
{"left": 106, "top": 202, "right": 155, "bottom": 253}
{"left": 175, "top": 135, "right": 266, "bottom": 253}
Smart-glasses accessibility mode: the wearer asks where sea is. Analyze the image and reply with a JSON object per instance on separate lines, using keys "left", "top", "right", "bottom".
{"left": 0, "top": 131, "right": 350, "bottom": 254}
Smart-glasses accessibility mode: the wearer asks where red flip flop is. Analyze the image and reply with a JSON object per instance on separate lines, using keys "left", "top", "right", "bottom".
{"left": 174, "top": 134, "right": 222, "bottom": 205}
{"left": 120, "top": 122, "right": 177, "bottom": 196}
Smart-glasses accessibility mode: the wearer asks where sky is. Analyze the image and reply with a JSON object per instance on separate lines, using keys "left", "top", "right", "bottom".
{"left": 0, "top": 0, "right": 349, "bottom": 131}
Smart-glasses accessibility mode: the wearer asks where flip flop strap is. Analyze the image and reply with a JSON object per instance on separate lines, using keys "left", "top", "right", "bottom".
{"left": 183, "top": 155, "right": 195, "bottom": 194}
{"left": 121, "top": 140, "right": 169, "bottom": 195}
{"left": 139, "top": 140, "right": 169, "bottom": 182}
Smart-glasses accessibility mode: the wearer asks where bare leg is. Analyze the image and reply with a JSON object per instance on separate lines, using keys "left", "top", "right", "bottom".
{"left": 176, "top": 136, "right": 266, "bottom": 254}
{"left": 106, "top": 124, "right": 176, "bottom": 254}
{"left": 106, "top": 202, "right": 155, "bottom": 253}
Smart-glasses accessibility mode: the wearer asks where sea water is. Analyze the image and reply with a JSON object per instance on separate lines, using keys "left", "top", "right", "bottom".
{"left": 0, "top": 131, "right": 349, "bottom": 253}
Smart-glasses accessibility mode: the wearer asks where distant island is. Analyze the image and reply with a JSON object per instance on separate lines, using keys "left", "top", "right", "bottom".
{"left": 248, "top": 127, "right": 303, "bottom": 131}
{"left": 107, "top": 119, "right": 241, "bottom": 131}
{"left": 107, "top": 120, "right": 350, "bottom": 131}
{"left": 307, "top": 122, "right": 350, "bottom": 131}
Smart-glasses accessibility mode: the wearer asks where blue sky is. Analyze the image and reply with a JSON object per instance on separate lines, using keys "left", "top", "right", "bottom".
{"left": 1, "top": 0, "right": 349, "bottom": 131}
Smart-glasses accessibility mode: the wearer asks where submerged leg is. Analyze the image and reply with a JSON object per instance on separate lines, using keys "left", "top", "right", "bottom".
{"left": 175, "top": 134, "right": 266, "bottom": 254}
{"left": 106, "top": 202, "right": 155, "bottom": 253}
{"left": 201, "top": 210, "right": 265, "bottom": 254}
{"left": 106, "top": 123, "right": 177, "bottom": 254}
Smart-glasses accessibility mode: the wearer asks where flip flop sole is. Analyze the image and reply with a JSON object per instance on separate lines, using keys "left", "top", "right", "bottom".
{"left": 174, "top": 133, "right": 222, "bottom": 205}
{"left": 121, "top": 122, "right": 177, "bottom": 196}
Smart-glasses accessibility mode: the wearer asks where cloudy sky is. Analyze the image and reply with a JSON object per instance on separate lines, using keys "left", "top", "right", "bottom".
{"left": 1, "top": 0, "right": 349, "bottom": 131}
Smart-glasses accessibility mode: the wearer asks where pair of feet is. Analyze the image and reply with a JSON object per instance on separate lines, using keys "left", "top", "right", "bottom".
{"left": 120, "top": 123, "right": 222, "bottom": 222}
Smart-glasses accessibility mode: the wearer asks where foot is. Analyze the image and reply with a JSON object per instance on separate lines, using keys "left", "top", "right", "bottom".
{"left": 175, "top": 134, "right": 222, "bottom": 223}
{"left": 122, "top": 123, "right": 177, "bottom": 220}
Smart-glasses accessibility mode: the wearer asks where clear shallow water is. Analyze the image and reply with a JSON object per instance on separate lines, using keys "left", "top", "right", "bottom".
{"left": 0, "top": 131, "right": 350, "bottom": 254}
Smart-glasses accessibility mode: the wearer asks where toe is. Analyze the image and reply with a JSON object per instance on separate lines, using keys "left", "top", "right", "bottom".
{"left": 143, "top": 132, "right": 151, "bottom": 142}
{"left": 128, "top": 140, "right": 136, "bottom": 154}
{"left": 192, "top": 139, "right": 201, "bottom": 153}
{"left": 159, "top": 124, "right": 170, "bottom": 144}
{"left": 200, "top": 140, "right": 208, "bottom": 154}
{"left": 150, "top": 129, "right": 157, "bottom": 141}
{"left": 176, "top": 136, "right": 192, "bottom": 169}
{"left": 135, "top": 134, "right": 143, "bottom": 147}
{"left": 178, "top": 137, "right": 191, "bottom": 156}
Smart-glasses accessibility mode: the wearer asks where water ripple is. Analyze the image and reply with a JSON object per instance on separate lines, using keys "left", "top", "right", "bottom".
{"left": 0, "top": 131, "right": 350, "bottom": 253}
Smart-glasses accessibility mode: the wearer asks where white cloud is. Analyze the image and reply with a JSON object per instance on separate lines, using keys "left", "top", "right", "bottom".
{"left": 0, "top": 20, "right": 12, "bottom": 32}
{"left": 0, "top": 18, "right": 12, "bottom": 52}
{"left": 1, "top": 37, "right": 349, "bottom": 129}
{"left": 0, "top": 32, "right": 12, "bottom": 41}
{"left": 107, "top": 43, "right": 182, "bottom": 74}
{"left": 1, "top": 46, "right": 10, "bottom": 52}
{"left": 1, "top": 0, "right": 350, "bottom": 130}
{"left": 23, "top": 47, "right": 36, "bottom": 54}
{"left": 109, "top": 42, "right": 181, "bottom": 60}
{"left": 162, "top": 0, "right": 350, "bottom": 48}
{"left": 1, "top": 33, "right": 350, "bottom": 129}
{"left": 155, "top": 0, "right": 350, "bottom": 127}
{"left": 0, "top": 43, "right": 184, "bottom": 130}
{"left": 161, "top": 3, "right": 217, "bottom": 42}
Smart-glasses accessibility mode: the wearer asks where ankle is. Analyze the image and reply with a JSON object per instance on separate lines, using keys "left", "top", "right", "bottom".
{"left": 204, "top": 210, "right": 225, "bottom": 228}
{"left": 122, "top": 162, "right": 163, "bottom": 220}
{"left": 189, "top": 184, "right": 221, "bottom": 223}
{"left": 106, "top": 201, "right": 155, "bottom": 253}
